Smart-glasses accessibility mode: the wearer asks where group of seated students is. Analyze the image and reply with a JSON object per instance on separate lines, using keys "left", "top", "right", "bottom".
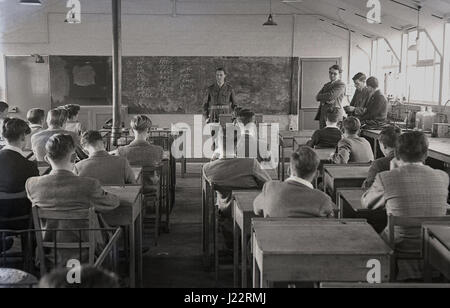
{"left": 0, "top": 105, "right": 164, "bottom": 256}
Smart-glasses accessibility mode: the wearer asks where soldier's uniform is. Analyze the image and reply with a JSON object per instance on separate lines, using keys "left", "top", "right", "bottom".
{"left": 203, "top": 83, "right": 236, "bottom": 124}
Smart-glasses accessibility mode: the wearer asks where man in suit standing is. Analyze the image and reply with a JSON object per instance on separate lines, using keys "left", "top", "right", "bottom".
{"left": 26, "top": 134, "right": 120, "bottom": 259}
{"left": 254, "top": 146, "right": 334, "bottom": 218}
{"left": 316, "top": 65, "right": 346, "bottom": 129}
{"left": 203, "top": 68, "right": 237, "bottom": 124}
{"left": 358, "top": 77, "right": 388, "bottom": 128}
{"left": 362, "top": 131, "right": 449, "bottom": 281}
{"left": 75, "top": 131, "right": 136, "bottom": 186}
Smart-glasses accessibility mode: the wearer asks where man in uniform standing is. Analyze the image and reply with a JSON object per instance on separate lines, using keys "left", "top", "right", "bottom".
{"left": 203, "top": 68, "right": 237, "bottom": 124}
{"left": 315, "top": 65, "right": 346, "bottom": 129}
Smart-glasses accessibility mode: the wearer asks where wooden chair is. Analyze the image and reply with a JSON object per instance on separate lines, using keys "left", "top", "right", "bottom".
{"left": 32, "top": 206, "right": 97, "bottom": 277}
{"left": 132, "top": 163, "right": 163, "bottom": 246}
{"left": 0, "top": 191, "right": 33, "bottom": 271}
{"left": 387, "top": 214, "right": 450, "bottom": 281}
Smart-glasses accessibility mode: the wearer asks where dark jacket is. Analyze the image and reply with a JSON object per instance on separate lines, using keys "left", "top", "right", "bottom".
{"left": 359, "top": 90, "right": 388, "bottom": 127}
{"left": 363, "top": 151, "right": 395, "bottom": 190}
{"left": 0, "top": 149, "right": 39, "bottom": 229}
{"left": 203, "top": 83, "right": 236, "bottom": 123}
{"left": 315, "top": 80, "right": 346, "bottom": 128}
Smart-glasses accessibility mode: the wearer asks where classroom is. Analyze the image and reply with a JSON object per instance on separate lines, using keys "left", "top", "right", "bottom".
{"left": 0, "top": 0, "right": 449, "bottom": 291}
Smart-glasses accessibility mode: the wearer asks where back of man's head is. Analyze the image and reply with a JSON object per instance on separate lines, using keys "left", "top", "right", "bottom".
{"left": 0, "top": 101, "right": 9, "bottom": 116}
{"left": 379, "top": 125, "right": 401, "bottom": 149}
{"left": 326, "top": 107, "right": 340, "bottom": 124}
{"left": 45, "top": 134, "right": 75, "bottom": 163}
{"left": 366, "top": 77, "right": 379, "bottom": 89}
{"left": 396, "top": 131, "right": 429, "bottom": 163}
{"left": 343, "top": 117, "right": 361, "bottom": 135}
{"left": 291, "top": 146, "right": 320, "bottom": 180}
{"left": 81, "top": 130, "right": 104, "bottom": 149}
{"left": 47, "top": 108, "right": 68, "bottom": 128}
{"left": 130, "top": 115, "right": 152, "bottom": 134}
{"left": 27, "top": 108, "right": 45, "bottom": 125}
{"left": 237, "top": 109, "right": 255, "bottom": 126}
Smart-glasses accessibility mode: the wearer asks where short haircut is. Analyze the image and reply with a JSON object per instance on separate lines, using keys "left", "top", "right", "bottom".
{"left": 81, "top": 130, "right": 103, "bottom": 147}
{"left": 0, "top": 101, "right": 8, "bottom": 113}
{"left": 27, "top": 108, "right": 45, "bottom": 124}
{"left": 326, "top": 107, "right": 340, "bottom": 123}
{"left": 379, "top": 125, "right": 401, "bottom": 149}
{"left": 2, "top": 118, "right": 31, "bottom": 142}
{"left": 366, "top": 76, "right": 379, "bottom": 89}
{"left": 396, "top": 131, "right": 429, "bottom": 163}
{"left": 216, "top": 67, "right": 226, "bottom": 74}
{"left": 353, "top": 72, "right": 367, "bottom": 82}
{"left": 291, "top": 146, "right": 320, "bottom": 178}
{"left": 64, "top": 104, "right": 81, "bottom": 119}
{"left": 45, "top": 134, "right": 75, "bottom": 162}
{"left": 130, "top": 115, "right": 152, "bottom": 133}
{"left": 38, "top": 266, "right": 119, "bottom": 289}
{"left": 47, "top": 108, "right": 68, "bottom": 128}
{"left": 343, "top": 117, "right": 361, "bottom": 134}
{"left": 329, "top": 64, "right": 343, "bottom": 74}
{"left": 238, "top": 109, "right": 255, "bottom": 126}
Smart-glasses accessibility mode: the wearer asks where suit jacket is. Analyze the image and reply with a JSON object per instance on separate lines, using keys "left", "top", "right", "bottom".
{"left": 203, "top": 83, "right": 236, "bottom": 123}
{"left": 362, "top": 164, "right": 449, "bottom": 280}
{"left": 0, "top": 149, "right": 39, "bottom": 229}
{"left": 331, "top": 135, "right": 374, "bottom": 164}
{"left": 253, "top": 180, "right": 334, "bottom": 218}
{"left": 31, "top": 129, "right": 81, "bottom": 162}
{"left": 74, "top": 151, "right": 136, "bottom": 186}
{"left": 362, "top": 151, "right": 395, "bottom": 190}
{"left": 315, "top": 80, "right": 346, "bottom": 127}
{"left": 359, "top": 90, "right": 388, "bottom": 127}
{"left": 26, "top": 170, "right": 120, "bottom": 249}
{"left": 24, "top": 124, "right": 44, "bottom": 151}
{"left": 203, "top": 158, "right": 271, "bottom": 213}
{"left": 350, "top": 87, "right": 373, "bottom": 115}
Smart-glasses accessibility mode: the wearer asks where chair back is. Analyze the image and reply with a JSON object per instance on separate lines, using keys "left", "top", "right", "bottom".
{"left": 0, "top": 191, "right": 32, "bottom": 229}
{"left": 387, "top": 214, "right": 450, "bottom": 259}
{"left": 32, "top": 205, "right": 97, "bottom": 276}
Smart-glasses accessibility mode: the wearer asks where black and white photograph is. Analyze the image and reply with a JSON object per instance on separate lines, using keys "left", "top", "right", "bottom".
{"left": 0, "top": 0, "right": 449, "bottom": 294}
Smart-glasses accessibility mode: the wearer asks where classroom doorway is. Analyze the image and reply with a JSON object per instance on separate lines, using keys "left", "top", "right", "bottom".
{"left": 299, "top": 58, "right": 342, "bottom": 131}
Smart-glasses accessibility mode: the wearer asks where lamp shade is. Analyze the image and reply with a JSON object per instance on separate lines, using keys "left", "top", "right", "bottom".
{"left": 263, "top": 14, "right": 277, "bottom": 26}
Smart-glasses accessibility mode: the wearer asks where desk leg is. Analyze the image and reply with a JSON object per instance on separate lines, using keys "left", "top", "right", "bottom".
{"left": 423, "top": 231, "right": 433, "bottom": 283}
{"left": 214, "top": 203, "right": 219, "bottom": 281}
{"left": 252, "top": 255, "right": 258, "bottom": 288}
{"left": 129, "top": 218, "right": 136, "bottom": 288}
{"left": 242, "top": 224, "right": 248, "bottom": 288}
{"left": 136, "top": 209, "right": 143, "bottom": 288}
{"left": 233, "top": 213, "right": 239, "bottom": 288}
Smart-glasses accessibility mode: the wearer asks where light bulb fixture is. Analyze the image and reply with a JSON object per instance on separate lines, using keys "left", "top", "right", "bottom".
{"left": 408, "top": 5, "right": 422, "bottom": 51}
{"left": 263, "top": 0, "right": 277, "bottom": 26}
{"left": 19, "top": 0, "right": 42, "bottom": 5}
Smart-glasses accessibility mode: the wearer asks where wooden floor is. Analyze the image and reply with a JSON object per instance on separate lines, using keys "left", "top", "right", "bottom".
{"left": 141, "top": 163, "right": 233, "bottom": 288}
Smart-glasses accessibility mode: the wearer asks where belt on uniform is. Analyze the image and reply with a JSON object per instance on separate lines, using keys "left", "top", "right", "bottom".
{"left": 210, "top": 105, "right": 231, "bottom": 110}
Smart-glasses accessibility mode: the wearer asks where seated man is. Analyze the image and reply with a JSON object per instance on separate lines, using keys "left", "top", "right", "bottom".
{"left": 254, "top": 146, "right": 334, "bottom": 218}
{"left": 25, "top": 108, "right": 45, "bottom": 151}
{"left": 26, "top": 134, "right": 120, "bottom": 264}
{"left": 0, "top": 118, "right": 39, "bottom": 230}
{"left": 115, "top": 115, "right": 163, "bottom": 193}
{"left": 74, "top": 131, "right": 136, "bottom": 185}
{"left": 31, "top": 108, "right": 82, "bottom": 162}
{"left": 203, "top": 131, "right": 271, "bottom": 216}
{"left": 306, "top": 107, "right": 342, "bottom": 149}
{"left": 64, "top": 104, "right": 85, "bottom": 136}
{"left": 363, "top": 125, "right": 401, "bottom": 190}
{"left": 235, "top": 108, "right": 271, "bottom": 162}
{"left": 358, "top": 77, "right": 388, "bottom": 128}
{"left": 344, "top": 72, "right": 372, "bottom": 117}
{"left": 0, "top": 101, "right": 9, "bottom": 149}
{"left": 331, "top": 117, "right": 374, "bottom": 164}
{"left": 362, "top": 132, "right": 449, "bottom": 281}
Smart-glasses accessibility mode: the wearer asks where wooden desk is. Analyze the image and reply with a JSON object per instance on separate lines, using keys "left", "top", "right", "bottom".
{"left": 315, "top": 148, "right": 335, "bottom": 162}
{"left": 323, "top": 164, "right": 370, "bottom": 201}
{"left": 337, "top": 188, "right": 387, "bottom": 233}
{"left": 232, "top": 190, "right": 260, "bottom": 288}
{"left": 102, "top": 185, "right": 143, "bottom": 288}
{"left": 252, "top": 219, "right": 392, "bottom": 287}
{"left": 423, "top": 224, "right": 450, "bottom": 282}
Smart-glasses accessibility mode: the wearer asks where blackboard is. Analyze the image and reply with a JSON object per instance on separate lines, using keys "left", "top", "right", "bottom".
{"left": 50, "top": 56, "right": 297, "bottom": 114}
{"left": 50, "top": 56, "right": 112, "bottom": 107}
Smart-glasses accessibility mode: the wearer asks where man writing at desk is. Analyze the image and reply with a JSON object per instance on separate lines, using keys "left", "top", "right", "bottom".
{"left": 315, "top": 65, "right": 346, "bottom": 129}
{"left": 203, "top": 68, "right": 237, "bottom": 124}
